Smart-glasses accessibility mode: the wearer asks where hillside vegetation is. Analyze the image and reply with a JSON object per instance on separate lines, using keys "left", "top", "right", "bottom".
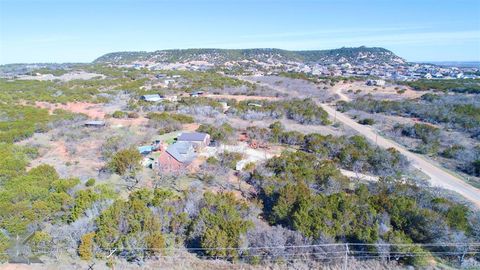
{"left": 402, "top": 79, "right": 480, "bottom": 94}
{"left": 94, "top": 47, "right": 404, "bottom": 65}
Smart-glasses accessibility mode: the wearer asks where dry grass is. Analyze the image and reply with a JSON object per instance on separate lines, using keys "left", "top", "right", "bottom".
{"left": 1, "top": 255, "right": 407, "bottom": 270}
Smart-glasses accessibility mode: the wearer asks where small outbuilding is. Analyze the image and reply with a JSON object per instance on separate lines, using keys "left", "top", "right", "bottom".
{"left": 140, "top": 94, "right": 163, "bottom": 102}
{"left": 248, "top": 102, "right": 262, "bottom": 108}
{"left": 84, "top": 120, "right": 106, "bottom": 127}
{"left": 138, "top": 145, "right": 154, "bottom": 155}
{"left": 366, "top": 79, "right": 386, "bottom": 86}
{"left": 164, "top": 79, "right": 175, "bottom": 85}
{"left": 189, "top": 91, "right": 204, "bottom": 97}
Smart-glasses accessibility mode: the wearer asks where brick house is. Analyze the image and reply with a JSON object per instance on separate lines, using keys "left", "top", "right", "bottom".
{"left": 158, "top": 142, "right": 196, "bottom": 172}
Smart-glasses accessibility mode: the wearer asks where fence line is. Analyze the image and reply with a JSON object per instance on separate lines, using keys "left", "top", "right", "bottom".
{"left": 7, "top": 242, "right": 479, "bottom": 269}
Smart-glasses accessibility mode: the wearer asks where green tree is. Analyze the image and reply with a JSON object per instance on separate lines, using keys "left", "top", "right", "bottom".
{"left": 108, "top": 148, "right": 142, "bottom": 175}
{"left": 445, "top": 204, "right": 470, "bottom": 232}
{"left": 385, "top": 230, "right": 430, "bottom": 267}
{"left": 85, "top": 178, "right": 96, "bottom": 187}
{"left": 194, "top": 192, "right": 253, "bottom": 258}
{"left": 30, "top": 231, "right": 52, "bottom": 253}
{"left": 95, "top": 189, "right": 161, "bottom": 251}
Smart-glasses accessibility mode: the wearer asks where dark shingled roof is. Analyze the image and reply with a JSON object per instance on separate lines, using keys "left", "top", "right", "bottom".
{"left": 177, "top": 132, "right": 208, "bottom": 142}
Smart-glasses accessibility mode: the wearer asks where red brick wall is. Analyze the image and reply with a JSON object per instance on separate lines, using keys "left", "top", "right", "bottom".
{"left": 158, "top": 151, "right": 184, "bottom": 172}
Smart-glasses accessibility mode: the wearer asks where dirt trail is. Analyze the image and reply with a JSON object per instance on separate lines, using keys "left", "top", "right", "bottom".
{"left": 330, "top": 83, "right": 352, "bottom": 102}
{"left": 205, "top": 94, "right": 279, "bottom": 101}
{"left": 240, "top": 77, "right": 480, "bottom": 208}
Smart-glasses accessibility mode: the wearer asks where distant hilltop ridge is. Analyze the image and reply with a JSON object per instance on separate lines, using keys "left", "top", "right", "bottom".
{"left": 94, "top": 46, "right": 405, "bottom": 66}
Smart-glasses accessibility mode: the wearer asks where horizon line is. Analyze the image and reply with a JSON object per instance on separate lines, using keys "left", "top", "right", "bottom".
{"left": 1, "top": 46, "right": 479, "bottom": 65}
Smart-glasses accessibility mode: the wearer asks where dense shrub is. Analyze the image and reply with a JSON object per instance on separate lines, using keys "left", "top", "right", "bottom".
{"left": 394, "top": 123, "right": 441, "bottom": 154}
{"left": 229, "top": 98, "right": 330, "bottom": 125}
{"left": 0, "top": 164, "right": 79, "bottom": 235}
{"left": 197, "top": 123, "right": 234, "bottom": 142}
{"left": 146, "top": 112, "right": 194, "bottom": 124}
{"left": 190, "top": 192, "right": 253, "bottom": 258}
{"left": 402, "top": 79, "right": 480, "bottom": 94}
{"left": 68, "top": 185, "right": 116, "bottom": 222}
{"left": 108, "top": 148, "right": 143, "bottom": 175}
{"left": 126, "top": 112, "right": 138, "bottom": 118}
{"left": 95, "top": 189, "right": 164, "bottom": 252}
{"left": 218, "top": 151, "right": 244, "bottom": 170}
{"left": 112, "top": 111, "right": 127, "bottom": 118}
{"left": 78, "top": 232, "right": 95, "bottom": 260}
{"left": 0, "top": 104, "right": 83, "bottom": 143}
{"left": 147, "top": 112, "right": 194, "bottom": 134}
{"left": 85, "top": 178, "right": 96, "bottom": 187}
{"left": 358, "top": 118, "right": 375, "bottom": 125}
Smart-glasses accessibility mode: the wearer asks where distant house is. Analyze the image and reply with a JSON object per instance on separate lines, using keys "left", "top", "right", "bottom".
{"left": 165, "top": 95, "right": 178, "bottom": 102}
{"left": 158, "top": 142, "right": 196, "bottom": 172}
{"left": 84, "top": 120, "right": 106, "bottom": 127}
{"left": 177, "top": 132, "right": 210, "bottom": 148}
{"left": 164, "top": 79, "right": 175, "bottom": 85}
{"left": 140, "top": 94, "right": 163, "bottom": 102}
{"left": 375, "top": 80, "right": 386, "bottom": 86}
{"left": 248, "top": 102, "right": 262, "bottom": 108}
{"left": 189, "top": 91, "right": 204, "bottom": 97}
{"left": 366, "top": 79, "right": 386, "bottom": 86}
{"left": 219, "top": 102, "right": 229, "bottom": 112}
{"left": 424, "top": 73, "right": 433, "bottom": 79}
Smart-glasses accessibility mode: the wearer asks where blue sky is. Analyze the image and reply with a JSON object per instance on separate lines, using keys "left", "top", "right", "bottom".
{"left": 0, "top": 0, "right": 479, "bottom": 64}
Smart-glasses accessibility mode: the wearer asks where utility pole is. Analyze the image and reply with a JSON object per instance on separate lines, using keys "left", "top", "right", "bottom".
{"left": 16, "top": 234, "right": 19, "bottom": 257}
{"left": 343, "top": 243, "right": 349, "bottom": 270}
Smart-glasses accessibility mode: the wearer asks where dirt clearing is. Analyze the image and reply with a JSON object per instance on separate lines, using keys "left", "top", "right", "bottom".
{"left": 205, "top": 94, "right": 279, "bottom": 101}
{"left": 15, "top": 71, "right": 105, "bottom": 81}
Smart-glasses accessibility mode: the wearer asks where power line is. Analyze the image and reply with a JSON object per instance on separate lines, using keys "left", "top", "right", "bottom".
{"left": 10, "top": 242, "right": 479, "bottom": 266}
{"left": 19, "top": 242, "right": 479, "bottom": 255}
{"left": 92, "top": 242, "right": 480, "bottom": 251}
{"left": 15, "top": 246, "right": 479, "bottom": 270}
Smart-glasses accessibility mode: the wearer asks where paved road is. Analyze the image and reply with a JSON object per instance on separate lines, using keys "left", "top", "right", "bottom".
{"left": 241, "top": 76, "right": 480, "bottom": 208}
{"left": 320, "top": 104, "right": 480, "bottom": 208}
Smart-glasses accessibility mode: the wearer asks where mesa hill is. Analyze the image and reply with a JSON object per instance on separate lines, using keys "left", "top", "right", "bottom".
{"left": 94, "top": 46, "right": 405, "bottom": 65}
